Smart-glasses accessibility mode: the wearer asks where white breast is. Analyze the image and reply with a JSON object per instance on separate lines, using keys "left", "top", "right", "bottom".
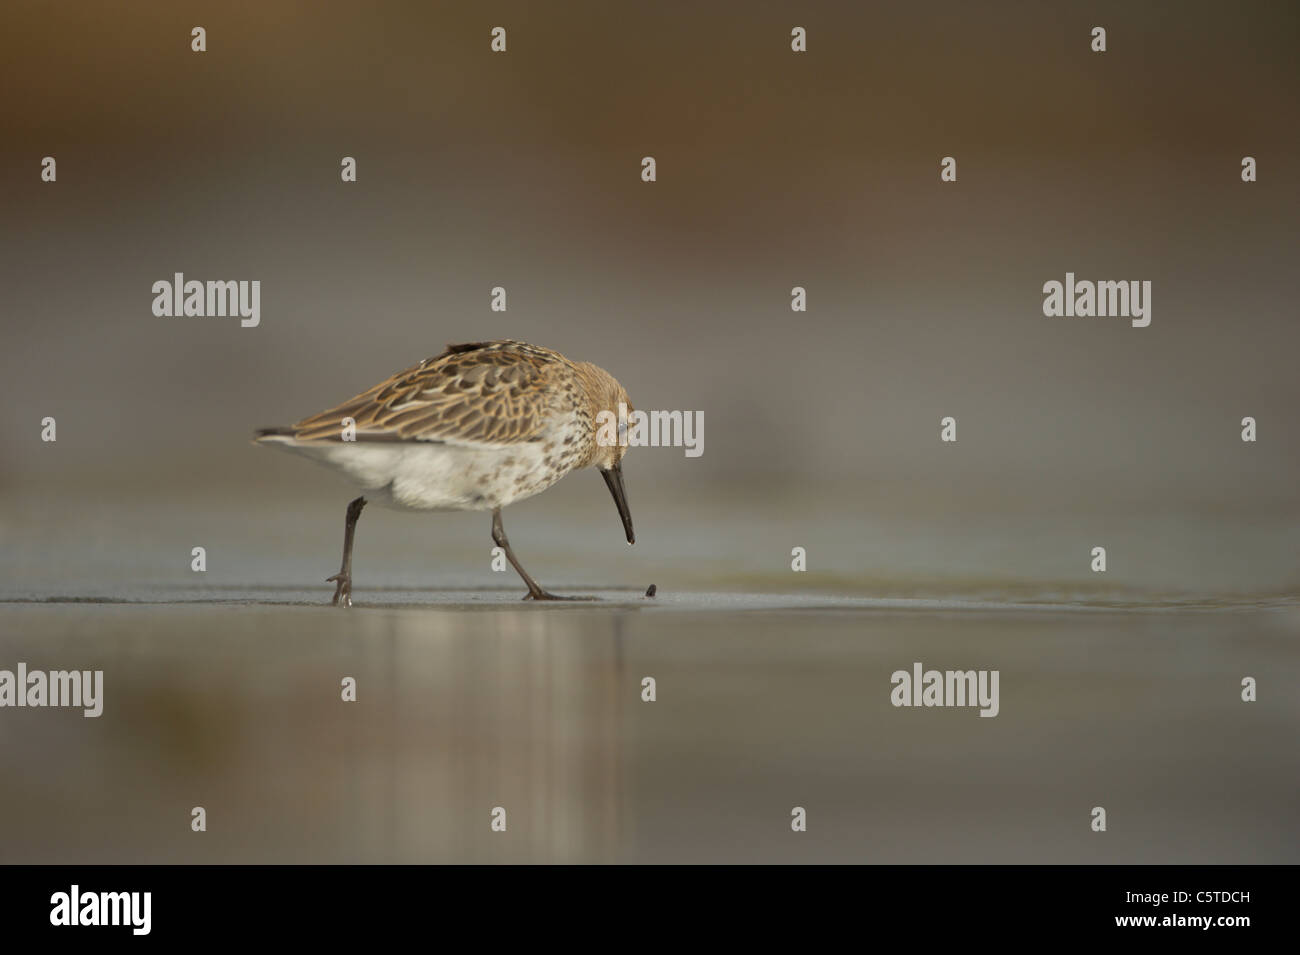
{"left": 269, "top": 438, "right": 574, "bottom": 512}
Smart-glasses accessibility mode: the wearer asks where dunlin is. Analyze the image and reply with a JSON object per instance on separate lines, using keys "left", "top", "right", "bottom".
{"left": 255, "top": 340, "right": 634, "bottom": 606}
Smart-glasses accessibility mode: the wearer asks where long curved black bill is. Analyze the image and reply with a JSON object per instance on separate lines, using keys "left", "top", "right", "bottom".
{"left": 601, "top": 464, "right": 635, "bottom": 544}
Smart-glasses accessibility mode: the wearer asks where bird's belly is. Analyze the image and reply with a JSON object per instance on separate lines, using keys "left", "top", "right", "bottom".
{"left": 301, "top": 441, "right": 571, "bottom": 512}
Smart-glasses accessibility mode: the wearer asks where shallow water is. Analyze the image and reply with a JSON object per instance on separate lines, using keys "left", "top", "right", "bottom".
{"left": 0, "top": 596, "right": 1296, "bottom": 864}
{"left": 1, "top": 478, "right": 1296, "bottom": 861}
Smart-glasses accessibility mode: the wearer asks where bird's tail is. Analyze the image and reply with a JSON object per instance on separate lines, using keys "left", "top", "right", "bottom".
{"left": 252, "top": 426, "right": 298, "bottom": 446}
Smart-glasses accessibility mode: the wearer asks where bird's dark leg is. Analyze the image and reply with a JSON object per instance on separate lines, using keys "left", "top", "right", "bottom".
{"left": 491, "top": 508, "right": 593, "bottom": 601}
{"left": 326, "top": 496, "right": 367, "bottom": 607}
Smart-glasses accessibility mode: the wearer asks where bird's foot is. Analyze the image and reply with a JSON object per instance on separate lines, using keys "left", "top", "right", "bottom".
{"left": 326, "top": 573, "right": 354, "bottom": 608}
{"left": 523, "top": 589, "right": 597, "bottom": 602}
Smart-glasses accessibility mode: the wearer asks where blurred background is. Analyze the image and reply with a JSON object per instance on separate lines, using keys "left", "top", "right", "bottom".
{"left": 0, "top": 1, "right": 1296, "bottom": 863}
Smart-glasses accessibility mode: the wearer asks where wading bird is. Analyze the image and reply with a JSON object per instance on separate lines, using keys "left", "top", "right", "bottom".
{"left": 256, "top": 340, "right": 634, "bottom": 606}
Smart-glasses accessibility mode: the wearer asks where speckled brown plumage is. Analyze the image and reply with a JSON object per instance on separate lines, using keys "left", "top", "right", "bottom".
{"left": 255, "top": 341, "right": 635, "bottom": 603}
{"left": 268, "top": 341, "right": 629, "bottom": 474}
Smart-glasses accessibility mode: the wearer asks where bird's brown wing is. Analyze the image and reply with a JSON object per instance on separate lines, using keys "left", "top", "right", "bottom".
{"left": 284, "top": 341, "right": 566, "bottom": 446}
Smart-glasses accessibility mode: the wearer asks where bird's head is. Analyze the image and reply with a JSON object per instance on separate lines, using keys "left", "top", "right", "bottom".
{"left": 579, "top": 362, "right": 635, "bottom": 545}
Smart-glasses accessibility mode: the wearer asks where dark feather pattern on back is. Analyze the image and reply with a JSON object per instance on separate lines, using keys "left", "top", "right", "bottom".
{"left": 283, "top": 340, "right": 575, "bottom": 445}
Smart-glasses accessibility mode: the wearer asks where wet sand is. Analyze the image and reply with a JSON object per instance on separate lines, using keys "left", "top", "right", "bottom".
{"left": 1, "top": 596, "right": 1296, "bottom": 864}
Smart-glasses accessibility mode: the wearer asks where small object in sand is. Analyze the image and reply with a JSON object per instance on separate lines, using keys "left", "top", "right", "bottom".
{"left": 645, "top": 584, "right": 657, "bottom": 598}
